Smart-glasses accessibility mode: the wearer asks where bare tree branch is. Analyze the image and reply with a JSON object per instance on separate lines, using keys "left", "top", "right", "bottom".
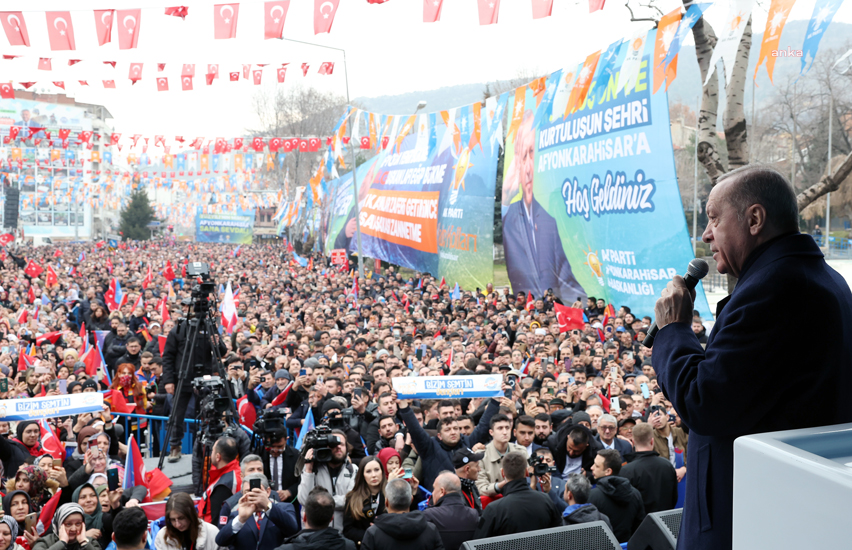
{"left": 797, "top": 151, "right": 852, "bottom": 210}
{"left": 723, "top": 16, "right": 751, "bottom": 169}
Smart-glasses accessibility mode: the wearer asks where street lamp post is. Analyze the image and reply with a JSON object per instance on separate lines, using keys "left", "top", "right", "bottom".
{"left": 280, "top": 36, "right": 365, "bottom": 278}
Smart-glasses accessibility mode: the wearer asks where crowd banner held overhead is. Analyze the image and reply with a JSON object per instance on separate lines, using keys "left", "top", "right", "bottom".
{"left": 0, "top": 392, "right": 103, "bottom": 420}
{"left": 330, "top": 248, "right": 348, "bottom": 265}
{"left": 324, "top": 106, "right": 501, "bottom": 290}
{"left": 392, "top": 375, "right": 503, "bottom": 399}
{"left": 501, "top": 27, "right": 711, "bottom": 318}
{"left": 195, "top": 207, "right": 255, "bottom": 244}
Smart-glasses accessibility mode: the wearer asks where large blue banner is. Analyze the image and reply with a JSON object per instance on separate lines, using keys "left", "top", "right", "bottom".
{"left": 501, "top": 29, "right": 711, "bottom": 318}
{"left": 325, "top": 107, "right": 500, "bottom": 290}
{"left": 195, "top": 208, "right": 255, "bottom": 244}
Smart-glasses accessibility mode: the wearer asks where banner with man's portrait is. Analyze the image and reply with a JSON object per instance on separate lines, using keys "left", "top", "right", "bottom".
{"left": 324, "top": 107, "right": 501, "bottom": 290}
{"left": 502, "top": 28, "right": 712, "bottom": 318}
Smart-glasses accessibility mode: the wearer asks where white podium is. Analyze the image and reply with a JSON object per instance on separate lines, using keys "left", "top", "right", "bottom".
{"left": 733, "top": 423, "right": 852, "bottom": 549}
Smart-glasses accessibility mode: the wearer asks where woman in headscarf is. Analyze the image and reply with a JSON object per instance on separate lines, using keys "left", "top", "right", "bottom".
{"left": 2, "top": 491, "right": 34, "bottom": 544}
{"left": 376, "top": 448, "right": 402, "bottom": 478}
{"left": 5, "top": 465, "right": 57, "bottom": 510}
{"left": 71, "top": 483, "right": 116, "bottom": 550}
{"left": 0, "top": 422, "right": 43, "bottom": 474}
{"left": 32, "top": 503, "right": 101, "bottom": 550}
{"left": 0, "top": 515, "right": 24, "bottom": 550}
{"left": 154, "top": 492, "right": 222, "bottom": 550}
{"left": 64, "top": 427, "right": 97, "bottom": 476}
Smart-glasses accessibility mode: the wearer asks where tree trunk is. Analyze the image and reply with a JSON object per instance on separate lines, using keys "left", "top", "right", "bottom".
{"left": 796, "top": 150, "right": 852, "bottom": 210}
{"left": 724, "top": 16, "right": 751, "bottom": 169}
{"left": 689, "top": 8, "right": 727, "bottom": 183}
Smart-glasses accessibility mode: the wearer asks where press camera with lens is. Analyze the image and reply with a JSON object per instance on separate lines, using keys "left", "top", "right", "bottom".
{"left": 301, "top": 425, "right": 341, "bottom": 463}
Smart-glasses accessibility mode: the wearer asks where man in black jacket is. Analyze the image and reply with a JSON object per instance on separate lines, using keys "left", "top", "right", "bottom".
{"left": 422, "top": 472, "right": 479, "bottom": 550}
{"left": 161, "top": 316, "right": 228, "bottom": 462}
{"left": 397, "top": 389, "right": 505, "bottom": 492}
{"left": 561, "top": 473, "right": 612, "bottom": 530}
{"left": 362, "top": 479, "right": 444, "bottom": 550}
{"left": 619, "top": 423, "right": 678, "bottom": 514}
{"left": 545, "top": 422, "right": 601, "bottom": 481}
{"left": 473, "top": 451, "right": 562, "bottom": 539}
{"left": 264, "top": 432, "right": 301, "bottom": 503}
{"left": 278, "top": 487, "right": 355, "bottom": 550}
{"left": 588, "top": 449, "right": 645, "bottom": 543}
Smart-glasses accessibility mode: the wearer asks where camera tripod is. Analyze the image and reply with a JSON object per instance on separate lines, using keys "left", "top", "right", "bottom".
{"left": 157, "top": 297, "right": 239, "bottom": 476}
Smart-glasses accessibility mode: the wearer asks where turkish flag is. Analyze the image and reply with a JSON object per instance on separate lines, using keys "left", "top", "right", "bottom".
{"left": 110, "top": 133, "right": 121, "bottom": 145}
{"left": 181, "top": 63, "right": 195, "bottom": 76}
{"left": 46, "top": 11, "right": 76, "bottom": 50}
{"left": 0, "top": 83, "right": 13, "bottom": 99}
{"left": 423, "top": 0, "right": 443, "bottom": 22}
{"left": 156, "top": 77, "right": 168, "bottom": 91}
{"left": 289, "top": 137, "right": 300, "bottom": 150}
{"left": 103, "top": 80, "right": 116, "bottom": 88}
{"left": 314, "top": 0, "right": 339, "bottom": 34}
{"left": 318, "top": 62, "right": 334, "bottom": 75}
{"left": 588, "top": 0, "right": 605, "bottom": 11}
{"left": 165, "top": 6, "right": 189, "bottom": 19}
{"left": 269, "top": 137, "right": 282, "bottom": 152}
{"left": 299, "top": 139, "right": 308, "bottom": 152}
{"left": 265, "top": 0, "right": 289, "bottom": 39}
{"left": 253, "top": 70, "right": 262, "bottom": 85}
{"left": 242, "top": 64, "right": 251, "bottom": 79}
{"left": 282, "top": 139, "right": 293, "bottom": 152}
{"left": 79, "top": 130, "right": 92, "bottom": 143}
{"left": 277, "top": 66, "right": 287, "bottom": 83}
{"left": 342, "top": 136, "right": 350, "bottom": 144}
{"left": 233, "top": 137, "right": 243, "bottom": 149}
{"left": 308, "top": 137, "right": 320, "bottom": 152}
{"left": 229, "top": 71, "right": 239, "bottom": 81}
{"left": 252, "top": 137, "right": 264, "bottom": 151}
{"left": 154, "top": 135, "right": 165, "bottom": 147}
{"left": 58, "top": 128, "right": 71, "bottom": 140}
{"left": 25, "top": 260, "right": 44, "bottom": 278}
{"left": 301, "top": 62, "right": 309, "bottom": 76}
{"left": 531, "top": 0, "right": 553, "bottom": 18}
{"left": 214, "top": 3, "right": 239, "bottom": 39}
{"left": 46, "top": 265, "right": 58, "bottom": 287}
{"left": 181, "top": 76, "right": 193, "bottom": 91}
{"left": 38, "top": 58, "right": 52, "bottom": 71}
{"left": 163, "top": 261, "right": 175, "bottom": 281}
{"left": 360, "top": 136, "right": 371, "bottom": 149}
{"left": 477, "top": 0, "right": 500, "bottom": 25}
{"left": 381, "top": 135, "right": 390, "bottom": 149}
{"left": 128, "top": 62, "right": 143, "bottom": 81}
{"left": 554, "top": 303, "right": 585, "bottom": 333}
{"left": 116, "top": 9, "right": 141, "bottom": 49}
{"left": 0, "top": 233, "right": 14, "bottom": 246}
{"left": 207, "top": 64, "right": 219, "bottom": 78}
{"left": 1, "top": 11, "right": 30, "bottom": 46}
{"left": 94, "top": 9, "right": 114, "bottom": 45}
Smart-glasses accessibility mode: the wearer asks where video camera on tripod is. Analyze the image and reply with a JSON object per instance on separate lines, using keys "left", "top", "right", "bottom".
{"left": 193, "top": 376, "right": 238, "bottom": 444}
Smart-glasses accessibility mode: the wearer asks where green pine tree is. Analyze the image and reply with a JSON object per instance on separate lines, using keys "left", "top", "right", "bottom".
{"left": 118, "top": 189, "right": 157, "bottom": 241}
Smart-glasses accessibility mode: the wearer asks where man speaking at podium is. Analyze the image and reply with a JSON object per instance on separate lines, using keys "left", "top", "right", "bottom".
{"left": 651, "top": 165, "right": 852, "bottom": 550}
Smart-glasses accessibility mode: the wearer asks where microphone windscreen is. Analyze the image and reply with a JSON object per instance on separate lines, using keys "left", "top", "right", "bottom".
{"left": 687, "top": 258, "right": 709, "bottom": 280}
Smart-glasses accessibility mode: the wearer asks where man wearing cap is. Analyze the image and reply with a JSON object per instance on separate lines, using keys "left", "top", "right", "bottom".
{"left": 452, "top": 447, "right": 484, "bottom": 513}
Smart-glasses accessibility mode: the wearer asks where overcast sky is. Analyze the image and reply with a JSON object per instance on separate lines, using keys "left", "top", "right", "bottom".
{"left": 6, "top": 0, "right": 851, "bottom": 138}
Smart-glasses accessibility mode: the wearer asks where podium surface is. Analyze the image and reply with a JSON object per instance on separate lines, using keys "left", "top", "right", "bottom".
{"left": 734, "top": 422, "right": 852, "bottom": 549}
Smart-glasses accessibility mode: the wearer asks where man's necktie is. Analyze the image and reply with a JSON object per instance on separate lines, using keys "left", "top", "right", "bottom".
{"left": 272, "top": 457, "right": 279, "bottom": 490}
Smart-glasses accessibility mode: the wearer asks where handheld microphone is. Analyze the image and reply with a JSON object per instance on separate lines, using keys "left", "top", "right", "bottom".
{"left": 642, "top": 258, "right": 709, "bottom": 348}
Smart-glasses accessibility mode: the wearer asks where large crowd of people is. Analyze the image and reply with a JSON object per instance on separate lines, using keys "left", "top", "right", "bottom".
{"left": 0, "top": 239, "right": 698, "bottom": 550}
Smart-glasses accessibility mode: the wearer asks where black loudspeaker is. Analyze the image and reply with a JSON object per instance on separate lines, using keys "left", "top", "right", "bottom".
{"left": 460, "top": 521, "right": 620, "bottom": 550}
{"left": 627, "top": 508, "right": 682, "bottom": 550}
{"left": 4, "top": 188, "right": 19, "bottom": 229}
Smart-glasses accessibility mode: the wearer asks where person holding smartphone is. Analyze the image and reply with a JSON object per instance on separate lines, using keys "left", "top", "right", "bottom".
{"left": 215, "top": 475, "right": 299, "bottom": 550}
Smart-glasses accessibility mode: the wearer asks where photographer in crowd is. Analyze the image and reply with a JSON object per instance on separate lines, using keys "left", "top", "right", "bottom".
{"left": 297, "top": 428, "right": 357, "bottom": 531}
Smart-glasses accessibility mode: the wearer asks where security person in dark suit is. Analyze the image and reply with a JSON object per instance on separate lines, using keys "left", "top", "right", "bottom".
{"left": 262, "top": 431, "right": 301, "bottom": 504}
{"left": 652, "top": 165, "right": 852, "bottom": 550}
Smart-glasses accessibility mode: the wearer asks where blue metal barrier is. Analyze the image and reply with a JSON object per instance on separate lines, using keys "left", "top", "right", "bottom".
{"left": 111, "top": 412, "right": 197, "bottom": 457}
